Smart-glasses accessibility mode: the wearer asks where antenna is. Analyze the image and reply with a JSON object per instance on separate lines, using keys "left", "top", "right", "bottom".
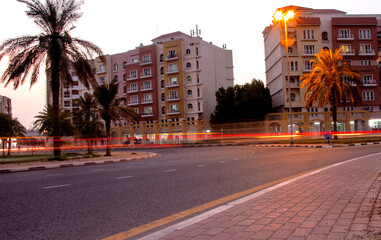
{"left": 190, "top": 25, "right": 202, "bottom": 37}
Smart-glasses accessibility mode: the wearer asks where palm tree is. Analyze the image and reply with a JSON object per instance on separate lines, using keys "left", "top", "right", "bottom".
{"left": 0, "top": 113, "right": 26, "bottom": 157}
{"left": 300, "top": 48, "right": 362, "bottom": 137}
{"left": 33, "top": 105, "right": 74, "bottom": 137}
{"left": 73, "top": 93, "right": 104, "bottom": 154}
{"left": 0, "top": 0, "right": 103, "bottom": 160}
{"left": 93, "top": 79, "right": 140, "bottom": 156}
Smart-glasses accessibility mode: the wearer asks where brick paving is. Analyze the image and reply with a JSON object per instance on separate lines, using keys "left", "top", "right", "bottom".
{"left": 147, "top": 153, "right": 381, "bottom": 240}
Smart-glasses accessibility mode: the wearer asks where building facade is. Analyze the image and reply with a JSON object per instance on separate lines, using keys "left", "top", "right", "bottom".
{"left": 263, "top": 6, "right": 381, "bottom": 132}
{"left": 0, "top": 95, "right": 12, "bottom": 115}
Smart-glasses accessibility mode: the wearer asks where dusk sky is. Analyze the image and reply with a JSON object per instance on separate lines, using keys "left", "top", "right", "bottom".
{"left": 1, "top": 0, "right": 381, "bottom": 128}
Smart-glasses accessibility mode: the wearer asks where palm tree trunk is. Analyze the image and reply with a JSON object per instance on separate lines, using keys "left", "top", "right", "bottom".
{"left": 7, "top": 138, "right": 11, "bottom": 156}
{"left": 105, "top": 119, "right": 111, "bottom": 156}
{"left": 331, "top": 91, "right": 338, "bottom": 140}
{"left": 50, "top": 39, "right": 62, "bottom": 160}
{"left": 2, "top": 141, "right": 5, "bottom": 157}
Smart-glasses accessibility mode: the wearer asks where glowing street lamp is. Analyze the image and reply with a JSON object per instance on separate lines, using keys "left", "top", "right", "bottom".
{"left": 273, "top": 9, "right": 295, "bottom": 144}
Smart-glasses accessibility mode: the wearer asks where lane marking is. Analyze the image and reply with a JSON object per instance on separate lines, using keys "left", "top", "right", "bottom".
{"left": 165, "top": 169, "right": 177, "bottom": 173}
{"left": 243, "top": 156, "right": 247, "bottom": 159}
{"left": 43, "top": 184, "right": 70, "bottom": 190}
{"left": 46, "top": 174, "right": 62, "bottom": 177}
{"left": 219, "top": 161, "right": 226, "bottom": 163}
{"left": 116, "top": 176, "right": 134, "bottom": 180}
{"left": 103, "top": 151, "right": 381, "bottom": 240}
{"left": 198, "top": 164, "right": 206, "bottom": 167}
{"left": 234, "top": 158, "right": 239, "bottom": 161}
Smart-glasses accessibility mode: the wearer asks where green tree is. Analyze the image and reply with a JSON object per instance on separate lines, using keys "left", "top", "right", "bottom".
{"left": 73, "top": 93, "right": 104, "bottom": 154}
{"left": 0, "top": 0, "right": 103, "bottom": 160}
{"left": 93, "top": 79, "right": 140, "bottom": 156}
{"left": 33, "top": 105, "right": 74, "bottom": 137}
{"left": 211, "top": 79, "right": 272, "bottom": 124}
{"left": 300, "top": 49, "right": 362, "bottom": 137}
{"left": 0, "top": 113, "right": 26, "bottom": 157}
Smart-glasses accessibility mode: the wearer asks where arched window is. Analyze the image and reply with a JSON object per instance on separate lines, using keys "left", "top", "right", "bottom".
{"left": 323, "top": 46, "right": 329, "bottom": 51}
{"left": 114, "top": 75, "right": 118, "bottom": 82}
{"left": 160, "top": 80, "right": 164, "bottom": 88}
{"left": 187, "top": 90, "right": 192, "bottom": 96}
{"left": 160, "top": 67, "right": 164, "bottom": 75}
{"left": 322, "top": 31, "right": 328, "bottom": 41}
{"left": 161, "top": 106, "right": 165, "bottom": 114}
{"left": 113, "top": 63, "right": 118, "bottom": 72}
{"left": 123, "top": 61, "right": 127, "bottom": 70}
{"left": 123, "top": 86, "right": 126, "bottom": 93}
{"left": 160, "top": 54, "right": 164, "bottom": 62}
{"left": 123, "top": 74, "right": 126, "bottom": 81}
{"left": 188, "top": 103, "right": 193, "bottom": 109}
{"left": 187, "top": 76, "right": 192, "bottom": 82}
{"left": 377, "top": 31, "right": 381, "bottom": 39}
{"left": 186, "top": 62, "right": 191, "bottom": 68}
{"left": 186, "top": 49, "right": 191, "bottom": 55}
{"left": 161, "top": 93, "right": 165, "bottom": 101}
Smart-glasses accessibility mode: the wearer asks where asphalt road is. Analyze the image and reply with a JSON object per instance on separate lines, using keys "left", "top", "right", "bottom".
{"left": 1, "top": 145, "right": 380, "bottom": 240}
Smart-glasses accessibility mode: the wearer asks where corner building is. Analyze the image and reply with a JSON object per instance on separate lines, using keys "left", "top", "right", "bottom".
{"left": 263, "top": 6, "right": 381, "bottom": 132}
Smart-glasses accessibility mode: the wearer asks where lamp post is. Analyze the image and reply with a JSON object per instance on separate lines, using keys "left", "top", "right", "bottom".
{"left": 273, "top": 10, "right": 295, "bottom": 144}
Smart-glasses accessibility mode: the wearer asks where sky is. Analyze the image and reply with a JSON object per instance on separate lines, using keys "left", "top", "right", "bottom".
{"left": 1, "top": 0, "right": 381, "bottom": 129}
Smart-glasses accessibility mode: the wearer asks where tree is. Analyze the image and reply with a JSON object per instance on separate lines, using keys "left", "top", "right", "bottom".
{"left": 300, "top": 48, "right": 362, "bottom": 137}
{"left": 73, "top": 93, "right": 104, "bottom": 154}
{"left": 211, "top": 79, "right": 272, "bottom": 124}
{"left": 93, "top": 79, "right": 140, "bottom": 156}
{"left": 33, "top": 105, "right": 74, "bottom": 137}
{"left": 0, "top": 113, "right": 26, "bottom": 157}
{"left": 0, "top": 0, "right": 103, "bottom": 160}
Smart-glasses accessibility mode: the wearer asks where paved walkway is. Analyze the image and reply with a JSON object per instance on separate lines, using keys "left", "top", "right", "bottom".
{"left": 141, "top": 152, "right": 381, "bottom": 240}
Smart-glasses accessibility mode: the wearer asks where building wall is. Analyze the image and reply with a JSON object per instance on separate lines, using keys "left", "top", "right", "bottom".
{"left": 0, "top": 95, "right": 12, "bottom": 115}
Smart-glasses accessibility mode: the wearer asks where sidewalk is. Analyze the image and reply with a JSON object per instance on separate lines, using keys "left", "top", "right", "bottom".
{"left": 142, "top": 152, "right": 381, "bottom": 240}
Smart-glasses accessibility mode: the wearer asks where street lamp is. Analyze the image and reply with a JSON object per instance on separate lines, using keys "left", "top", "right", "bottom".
{"left": 273, "top": 9, "right": 295, "bottom": 144}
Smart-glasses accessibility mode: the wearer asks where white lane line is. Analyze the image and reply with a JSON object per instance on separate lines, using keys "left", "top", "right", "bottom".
{"left": 43, "top": 184, "right": 70, "bottom": 190}
{"left": 243, "top": 156, "right": 247, "bottom": 159}
{"left": 165, "top": 169, "right": 177, "bottom": 173}
{"left": 46, "top": 174, "right": 62, "bottom": 177}
{"left": 198, "top": 164, "right": 206, "bottom": 167}
{"left": 219, "top": 161, "right": 226, "bottom": 163}
{"left": 116, "top": 176, "right": 134, "bottom": 180}
{"left": 234, "top": 158, "right": 239, "bottom": 161}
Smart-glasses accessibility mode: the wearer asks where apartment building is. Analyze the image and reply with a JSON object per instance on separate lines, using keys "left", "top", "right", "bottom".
{"left": 0, "top": 95, "right": 12, "bottom": 115}
{"left": 263, "top": 6, "right": 381, "bottom": 132}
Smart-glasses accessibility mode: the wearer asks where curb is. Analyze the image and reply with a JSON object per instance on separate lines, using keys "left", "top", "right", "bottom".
{"left": 0, "top": 153, "right": 158, "bottom": 174}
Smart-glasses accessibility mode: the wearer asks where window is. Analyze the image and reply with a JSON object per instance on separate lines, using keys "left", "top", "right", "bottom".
{"left": 198, "top": 103, "right": 201, "bottom": 111}
{"left": 130, "top": 83, "right": 138, "bottom": 91}
{"left": 288, "top": 47, "right": 293, "bottom": 53}
{"left": 169, "top": 90, "right": 178, "bottom": 99}
{"left": 160, "top": 67, "right": 164, "bottom": 75}
{"left": 130, "top": 70, "right": 137, "bottom": 79}
{"left": 188, "top": 103, "right": 193, "bottom": 109}
{"left": 160, "top": 54, "right": 164, "bottom": 62}
{"left": 130, "top": 95, "right": 138, "bottom": 103}
{"left": 113, "top": 63, "right": 118, "bottom": 72}
{"left": 290, "top": 93, "right": 296, "bottom": 101}
{"left": 187, "top": 89, "right": 192, "bottom": 96}
{"left": 304, "top": 45, "right": 315, "bottom": 55}
{"left": 187, "top": 76, "right": 192, "bottom": 82}
{"left": 362, "top": 75, "right": 374, "bottom": 85}
{"left": 144, "top": 106, "right": 153, "bottom": 114}
{"left": 99, "top": 76, "right": 105, "bottom": 84}
{"left": 197, "top": 88, "right": 200, "bottom": 97}
{"left": 196, "top": 61, "right": 199, "bottom": 69}
{"left": 64, "top": 101, "right": 70, "bottom": 107}
{"left": 304, "top": 61, "right": 313, "bottom": 71}
{"left": 161, "top": 93, "right": 165, "bottom": 101}
{"left": 338, "top": 29, "right": 351, "bottom": 39}
{"left": 169, "top": 77, "right": 178, "bottom": 85}
{"left": 123, "top": 86, "right": 126, "bottom": 93}
{"left": 196, "top": 47, "right": 199, "bottom": 56}
{"left": 168, "top": 50, "right": 177, "bottom": 58}
{"left": 362, "top": 90, "right": 375, "bottom": 101}
{"left": 144, "top": 94, "right": 152, "bottom": 102}
{"left": 186, "top": 49, "right": 191, "bottom": 55}
{"left": 64, "top": 92, "right": 70, "bottom": 98}
{"left": 134, "top": 108, "right": 139, "bottom": 114}
{"left": 98, "top": 64, "right": 105, "bottom": 73}
{"left": 360, "top": 60, "right": 371, "bottom": 66}
{"left": 142, "top": 55, "right": 151, "bottom": 63}
{"left": 73, "top": 81, "right": 79, "bottom": 86}
{"left": 123, "top": 61, "right": 127, "bottom": 70}
{"left": 143, "top": 68, "right": 151, "bottom": 76}
{"left": 340, "top": 44, "right": 352, "bottom": 54}
{"left": 160, "top": 80, "right": 164, "bottom": 88}
{"left": 322, "top": 31, "right": 328, "bottom": 41}
{"left": 143, "top": 81, "right": 152, "bottom": 90}
{"left": 360, "top": 44, "right": 372, "bottom": 54}
{"left": 289, "top": 61, "right": 298, "bottom": 71}
{"left": 168, "top": 63, "right": 178, "bottom": 72}
{"left": 114, "top": 75, "right": 118, "bottom": 82}
{"left": 131, "top": 58, "right": 138, "bottom": 63}
{"left": 359, "top": 29, "right": 371, "bottom": 39}
{"left": 303, "top": 29, "right": 315, "bottom": 40}
{"left": 197, "top": 74, "right": 200, "bottom": 83}
{"left": 161, "top": 106, "right": 165, "bottom": 114}
{"left": 123, "top": 74, "right": 126, "bottom": 81}
{"left": 72, "top": 90, "right": 79, "bottom": 95}
{"left": 170, "top": 104, "right": 179, "bottom": 113}
{"left": 186, "top": 62, "right": 191, "bottom": 68}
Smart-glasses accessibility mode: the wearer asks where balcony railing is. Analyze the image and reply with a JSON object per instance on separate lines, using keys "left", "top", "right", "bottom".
{"left": 341, "top": 49, "right": 355, "bottom": 56}
{"left": 167, "top": 82, "right": 179, "bottom": 88}
{"left": 165, "top": 54, "right": 178, "bottom": 61}
{"left": 128, "top": 100, "right": 139, "bottom": 106}
{"left": 166, "top": 69, "right": 179, "bottom": 74}
{"left": 167, "top": 97, "right": 180, "bottom": 101}
{"left": 141, "top": 86, "right": 153, "bottom": 91}
{"left": 358, "top": 49, "right": 375, "bottom": 56}
{"left": 337, "top": 34, "right": 354, "bottom": 40}
{"left": 362, "top": 80, "right": 377, "bottom": 86}
{"left": 167, "top": 110, "right": 180, "bottom": 115}
{"left": 141, "top": 112, "right": 154, "bottom": 117}
{"left": 127, "top": 74, "right": 138, "bottom": 81}
{"left": 140, "top": 59, "right": 152, "bottom": 65}
{"left": 127, "top": 88, "right": 138, "bottom": 93}
{"left": 140, "top": 72, "right": 152, "bottom": 78}
{"left": 141, "top": 99, "right": 153, "bottom": 104}
{"left": 302, "top": 51, "right": 315, "bottom": 56}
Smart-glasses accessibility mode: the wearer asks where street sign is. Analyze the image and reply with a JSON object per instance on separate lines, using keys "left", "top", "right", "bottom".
{"left": 325, "top": 133, "right": 332, "bottom": 140}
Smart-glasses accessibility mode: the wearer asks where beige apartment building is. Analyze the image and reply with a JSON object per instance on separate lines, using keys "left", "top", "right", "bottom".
{"left": 263, "top": 6, "right": 381, "bottom": 133}
{"left": 0, "top": 95, "right": 12, "bottom": 115}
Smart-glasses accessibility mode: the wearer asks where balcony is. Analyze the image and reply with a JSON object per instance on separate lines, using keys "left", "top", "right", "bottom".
{"left": 128, "top": 100, "right": 139, "bottom": 106}
{"left": 167, "top": 97, "right": 180, "bottom": 102}
{"left": 140, "top": 59, "right": 152, "bottom": 66}
{"left": 167, "top": 110, "right": 181, "bottom": 115}
{"left": 358, "top": 49, "right": 375, "bottom": 56}
{"left": 302, "top": 51, "right": 315, "bottom": 57}
{"left": 166, "top": 69, "right": 179, "bottom": 74}
{"left": 167, "top": 82, "right": 179, "bottom": 88}
{"left": 127, "top": 74, "right": 138, "bottom": 81}
{"left": 140, "top": 86, "right": 153, "bottom": 91}
{"left": 140, "top": 72, "right": 152, "bottom": 78}
{"left": 337, "top": 34, "right": 354, "bottom": 40}
{"left": 362, "top": 80, "right": 377, "bottom": 86}
{"left": 141, "top": 98, "right": 153, "bottom": 104}
{"left": 127, "top": 88, "right": 139, "bottom": 93}
{"left": 141, "top": 112, "right": 154, "bottom": 117}
{"left": 341, "top": 49, "right": 355, "bottom": 56}
{"left": 165, "top": 54, "right": 178, "bottom": 61}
